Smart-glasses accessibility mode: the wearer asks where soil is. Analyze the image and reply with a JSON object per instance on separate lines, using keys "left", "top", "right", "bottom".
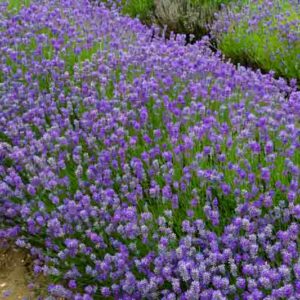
{"left": 0, "top": 246, "right": 35, "bottom": 300}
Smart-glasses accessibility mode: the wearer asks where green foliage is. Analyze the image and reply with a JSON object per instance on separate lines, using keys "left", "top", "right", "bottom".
{"left": 118, "top": 0, "right": 235, "bottom": 38}
{"left": 215, "top": 0, "right": 300, "bottom": 81}
{"left": 122, "top": 0, "right": 154, "bottom": 25}
{"left": 4, "top": 0, "right": 30, "bottom": 11}
{"left": 155, "top": 0, "right": 234, "bottom": 37}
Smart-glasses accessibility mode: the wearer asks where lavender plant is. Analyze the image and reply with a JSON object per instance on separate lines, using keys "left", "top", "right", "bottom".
{"left": 102, "top": 0, "right": 235, "bottom": 38}
{"left": 1, "top": 0, "right": 300, "bottom": 299}
{"left": 154, "top": 0, "right": 234, "bottom": 38}
{"left": 212, "top": 0, "right": 300, "bottom": 81}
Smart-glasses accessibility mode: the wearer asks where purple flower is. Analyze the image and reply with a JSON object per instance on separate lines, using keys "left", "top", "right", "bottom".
{"left": 261, "top": 167, "right": 271, "bottom": 182}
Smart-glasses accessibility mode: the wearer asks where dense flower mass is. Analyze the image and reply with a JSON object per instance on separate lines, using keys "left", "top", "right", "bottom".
{"left": 1, "top": 0, "right": 300, "bottom": 299}
{"left": 212, "top": 0, "right": 300, "bottom": 81}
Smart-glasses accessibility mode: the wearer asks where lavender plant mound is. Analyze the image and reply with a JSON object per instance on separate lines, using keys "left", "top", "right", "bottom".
{"left": 212, "top": 0, "right": 300, "bottom": 81}
{"left": 1, "top": 0, "right": 300, "bottom": 299}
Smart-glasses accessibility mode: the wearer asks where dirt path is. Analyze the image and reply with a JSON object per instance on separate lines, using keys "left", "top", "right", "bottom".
{"left": 0, "top": 247, "right": 35, "bottom": 300}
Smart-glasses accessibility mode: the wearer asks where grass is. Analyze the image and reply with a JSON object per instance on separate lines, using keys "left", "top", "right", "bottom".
{"left": 122, "top": 0, "right": 154, "bottom": 25}
{"left": 99, "top": 0, "right": 155, "bottom": 25}
{"left": 3, "top": 0, "right": 30, "bottom": 11}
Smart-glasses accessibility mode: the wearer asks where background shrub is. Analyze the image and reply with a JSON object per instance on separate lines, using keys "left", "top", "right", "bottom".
{"left": 212, "top": 0, "right": 300, "bottom": 81}
{"left": 154, "top": 0, "right": 233, "bottom": 39}
{"left": 113, "top": 0, "right": 235, "bottom": 39}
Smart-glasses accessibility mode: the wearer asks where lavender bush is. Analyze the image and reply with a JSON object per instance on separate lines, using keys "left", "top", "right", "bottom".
{"left": 153, "top": 0, "right": 234, "bottom": 39}
{"left": 212, "top": 0, "right": 300, "bottom": 81}
{"left": 1, "top": 0, "right": 300, "bottom": 299}
{"left": 99, "top": 0, "right": 236, "bottom": 39}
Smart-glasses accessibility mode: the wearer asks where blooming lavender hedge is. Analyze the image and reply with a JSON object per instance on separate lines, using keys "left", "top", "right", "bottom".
{"left": 212, "top": 0, "right": 300, "bottom": 81}
{"left": 1, "top": 0, "right": 300, "bottom": 299}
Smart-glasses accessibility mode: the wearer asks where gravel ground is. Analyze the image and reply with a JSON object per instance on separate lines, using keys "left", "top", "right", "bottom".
{"left": 0, "top": 246, "right": 35, "bottom": 300}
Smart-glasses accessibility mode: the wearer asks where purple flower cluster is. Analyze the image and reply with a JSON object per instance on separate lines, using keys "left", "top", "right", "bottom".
{"left": 1, "top": 0, "right": 300, "bottom": 298}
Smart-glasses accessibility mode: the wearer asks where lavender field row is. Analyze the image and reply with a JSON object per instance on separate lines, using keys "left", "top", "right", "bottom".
{"left": 0, "top": 0, "right": 300, "bottom": 299}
